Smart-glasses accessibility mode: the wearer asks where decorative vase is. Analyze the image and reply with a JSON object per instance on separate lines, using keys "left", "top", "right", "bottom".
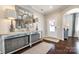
{"left": 10, "top": 20, "right": 15, "bottom": 32}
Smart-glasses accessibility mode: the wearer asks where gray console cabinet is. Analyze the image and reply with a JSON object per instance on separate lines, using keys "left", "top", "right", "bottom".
{"left": 0, "top": 31, "right": 42, "bottom": 54}
{"left": 5, "top": 35, "right": 28, "bottom": 54}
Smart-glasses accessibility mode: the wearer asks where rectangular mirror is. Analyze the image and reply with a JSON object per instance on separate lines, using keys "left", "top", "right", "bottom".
{"left": 15, "top": 5, "right": 33, "bottom": 29}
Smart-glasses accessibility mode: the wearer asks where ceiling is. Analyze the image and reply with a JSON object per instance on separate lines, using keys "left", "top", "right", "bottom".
{"left": 18, "top": 5, "right": 69, "bottom": 15}
{"left": 30, "top": 5, "right": 69, "bottom": 15}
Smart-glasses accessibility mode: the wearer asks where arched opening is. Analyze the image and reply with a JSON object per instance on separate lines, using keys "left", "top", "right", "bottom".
{"left": 63, "top": 8, "right": 79, "bottom": 40}
{"left": 64, "top": 8, "right": 79, "bottom": 15}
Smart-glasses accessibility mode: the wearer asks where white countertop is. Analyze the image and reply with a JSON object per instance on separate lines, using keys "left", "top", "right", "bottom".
{"left": 0, "top": 30, "right": 41, "bottom": 39}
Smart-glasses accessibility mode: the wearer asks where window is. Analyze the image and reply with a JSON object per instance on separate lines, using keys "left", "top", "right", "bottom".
{"left": 49, "top": 19, "right": 55, "bottom": 32}
{"left": 76, "top": 16, "right": 79, "bottom": 31}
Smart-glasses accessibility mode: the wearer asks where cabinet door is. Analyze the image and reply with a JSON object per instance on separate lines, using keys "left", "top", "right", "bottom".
{"left": 5, "top": 39, "right": 13, "bottom": 54}
{"left": 11, "top": 38, "right": 18, "bottom": 51}
{"left": 31, "top": 33, "right": 40, "bottom": 43}
{"left": 17, "top": 37, "right": 25, "bottom": 48}
{"left": 24, "top": 36, "right": 28, "bottom": 45}
{"left": 5, "top": 35, "right": 29, "bottom": 53}
{"left": 5, "top": 38, "right": 18, "bottom": 54}
{"left": 17, "top": 36, "right": 28, "bottom": 49}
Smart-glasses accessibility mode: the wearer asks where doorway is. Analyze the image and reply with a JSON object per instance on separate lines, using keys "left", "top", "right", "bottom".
{"left": 47, "top": 17, "right": 57, "bottom": 38}
{"left": 63, "top": 8, "right": 79, "bottom": 40}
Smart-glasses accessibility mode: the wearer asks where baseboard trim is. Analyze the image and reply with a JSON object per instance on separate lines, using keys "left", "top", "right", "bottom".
{"left": 68, "top": 36, "right": 78, "bottom": 39}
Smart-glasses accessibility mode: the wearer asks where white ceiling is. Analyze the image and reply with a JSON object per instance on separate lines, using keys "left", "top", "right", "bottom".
{"left": 18, "top": 5, "right": 69, "bottom": 15}
{"left": 30, "top": 5, "right": 69, "bottom": 15}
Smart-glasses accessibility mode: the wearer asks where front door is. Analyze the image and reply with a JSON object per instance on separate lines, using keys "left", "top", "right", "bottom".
{"left": 47, "top": 18, "right": 57, "bottom": 38}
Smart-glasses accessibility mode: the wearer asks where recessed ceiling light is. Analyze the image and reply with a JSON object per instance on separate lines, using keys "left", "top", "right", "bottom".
{"left": 49, "top": 6, "right": 53, "bottom": 8}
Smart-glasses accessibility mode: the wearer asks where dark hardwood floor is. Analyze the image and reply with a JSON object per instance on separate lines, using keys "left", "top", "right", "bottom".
{"left": 47, "top": 37, "right": 79, "bottom": 54}
{"left": 14, "top": 37, "right": 79, "bottom": 54}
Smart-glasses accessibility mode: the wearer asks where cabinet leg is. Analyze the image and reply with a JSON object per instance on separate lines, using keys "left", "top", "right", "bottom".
{"left": 29, "top": 44, "right": 32, "bottom": 47}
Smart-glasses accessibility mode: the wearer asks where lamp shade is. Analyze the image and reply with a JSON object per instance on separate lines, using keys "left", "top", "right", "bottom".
{"left": 5, "top": 9, "right": 17, "bottom": 19}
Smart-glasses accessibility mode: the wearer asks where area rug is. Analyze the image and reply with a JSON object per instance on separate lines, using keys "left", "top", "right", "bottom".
{"left": 22, "top": 42, "right": 54, "bottom": 54}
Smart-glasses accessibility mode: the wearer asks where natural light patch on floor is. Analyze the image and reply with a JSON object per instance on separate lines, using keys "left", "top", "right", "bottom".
{"left": 43, "top": 37, "right": 60, "bottom": 43}
{"left": 21, "top": 42, "right": 54, "bottom": 54}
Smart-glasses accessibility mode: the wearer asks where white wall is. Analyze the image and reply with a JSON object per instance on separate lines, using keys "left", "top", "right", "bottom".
{"left": 1, "top": 5, "right": 79, "bottom": 39}
{"left": 45, "top": 5, "right": 79, "bottom": 40}
{"left": 0, "top": 5, "right": 45, "bottom": 37}
{"left": 0, "top": 5, "right": 16, "bottom": 34}
{"left": 33, "top": 11, "right": 45, "bottom": 37}
{"left": 45, "top": 11, "right": 63, "bottom": 40}
{"left": 16, "top": 6, "right": 45, "bottom": 37}
{"left": 0, "top": 19, "right": 16, "bottom": 34}
{"left": 0, "top": 19, "right": 10, "bottom": 34}
{"left": 62, "top": 6, "right": 79, "bottom": 38}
